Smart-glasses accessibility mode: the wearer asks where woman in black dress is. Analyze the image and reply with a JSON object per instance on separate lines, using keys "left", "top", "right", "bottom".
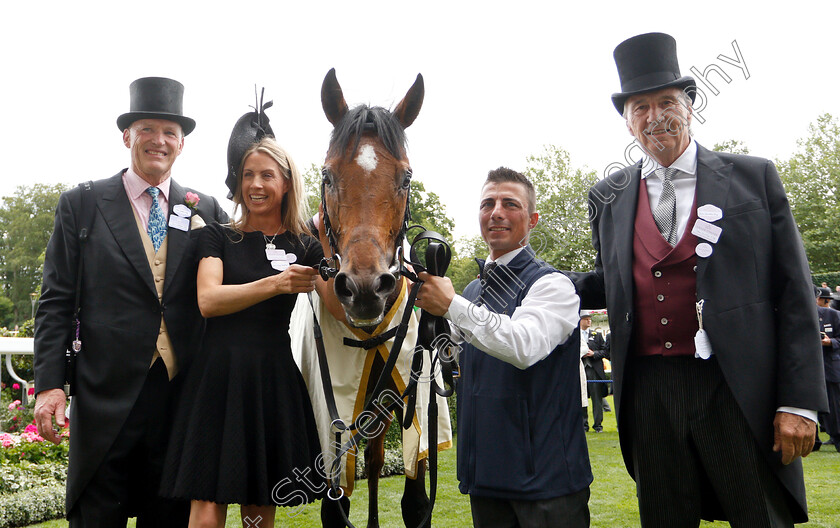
{"left": 163, "top": 103, "right": 333, "bottom": 527}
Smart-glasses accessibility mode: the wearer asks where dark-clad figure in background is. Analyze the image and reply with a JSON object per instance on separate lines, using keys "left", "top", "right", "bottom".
{"left": 830, "top": 290, "right": 840, "bottom": 311}
{"left": 603, "top": 331, "right": 613, "bottom": 409}
{"left": 580, "top": 311, "right": 609, "bottom": 433}
{"left": 416, "top": 167, "right": 592, "bottom": 527}
{"left": 33, "top": 77, "right": 228, "bottom": 527}
{"left": 814, "top": 287, "right": 840, "bottom": 452}
{"left": 570, "top": 33, "right": 826, "bottom": 527}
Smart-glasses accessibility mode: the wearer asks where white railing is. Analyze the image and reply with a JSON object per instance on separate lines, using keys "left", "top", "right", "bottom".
{"left": 1, "top": 337, "right": 34, "bottom": 405}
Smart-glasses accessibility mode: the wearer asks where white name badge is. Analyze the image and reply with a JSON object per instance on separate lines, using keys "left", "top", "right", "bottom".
{"left": 286, "top": 253, "right": 297, "bottom": 264}
{"left": 173, "top": 204, "right": 192, "bottom": 218}
{"left": 271, "top": 260, "right": 290, "bottom": 271}
{"left": 695, "top": 242, "right": 713, "bottom": 258}
{"left": 694, "top": 329, "right": 714, "bottom": 359}
{"left": 168, "top": 215, "right": 190, "bottom": 232}
{"left": 825, "top": 324, "right": 833, "bottom": 334}
{"left": 691, "top": 219, "right": 722, "bottom": 244}
{"left": 697, "top": 204, "right": 723, "bottom": 222}
{"left": 266, "top": 249, "right": 286, "bottom": 261}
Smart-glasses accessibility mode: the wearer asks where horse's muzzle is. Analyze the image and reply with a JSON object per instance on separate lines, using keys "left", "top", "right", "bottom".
{"left": 334, "top": 270, "right": 398, "bottom": 327}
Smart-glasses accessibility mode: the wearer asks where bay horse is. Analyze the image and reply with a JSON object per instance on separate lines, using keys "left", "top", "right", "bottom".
{"left": 294, "top": 69, "right": 451, "bottom": 528}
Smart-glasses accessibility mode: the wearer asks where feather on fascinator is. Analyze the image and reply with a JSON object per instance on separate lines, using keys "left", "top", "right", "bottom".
{"left": 225, "top": 87, "right": 275, "bottom": 199}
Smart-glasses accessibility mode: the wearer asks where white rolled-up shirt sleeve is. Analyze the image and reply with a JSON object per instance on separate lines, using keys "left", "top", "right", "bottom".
{"left": 445, "top": 272, "right": 580, "bottom": 369}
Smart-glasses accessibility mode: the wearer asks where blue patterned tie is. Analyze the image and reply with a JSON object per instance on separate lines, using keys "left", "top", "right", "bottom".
{"left": 146, "top": 187, "right": 167, "bottom": 252}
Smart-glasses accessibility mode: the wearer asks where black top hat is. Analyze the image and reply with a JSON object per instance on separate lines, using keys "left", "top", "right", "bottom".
{"left": 117, "top": 77, "right": 196, "bottom": 135}
{"left": 225, "top": 89, "right": 275, "bottom": 200}
{"left": 611, "top": 32, "right": 696, "bottom": 115}
{"left": 816, "top": 286, "right": 833, "bottom": 299}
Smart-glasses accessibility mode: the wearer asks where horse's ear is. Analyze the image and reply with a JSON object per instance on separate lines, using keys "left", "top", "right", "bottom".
{"left": 393, "top": 73, "right": 424, "bottom": 129}
{"left": 322, "top": 68, "right": 348, "bottom": 126}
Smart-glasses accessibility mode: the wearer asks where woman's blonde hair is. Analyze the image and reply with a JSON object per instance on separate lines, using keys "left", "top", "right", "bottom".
{"left": 230, "top": 137, "right": 311, "bottom": 238}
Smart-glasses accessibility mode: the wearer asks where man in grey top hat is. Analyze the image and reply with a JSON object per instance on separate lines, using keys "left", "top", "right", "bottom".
{"left": 33, "top": 77, "right": 227, "bottom": 527}
{"left": 571, "top": 33, "right": 826, "bottom": 527}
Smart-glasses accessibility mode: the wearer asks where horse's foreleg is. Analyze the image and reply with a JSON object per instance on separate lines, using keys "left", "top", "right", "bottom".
{"left": 365, "top": 415, "right": 391, "bottom": 528}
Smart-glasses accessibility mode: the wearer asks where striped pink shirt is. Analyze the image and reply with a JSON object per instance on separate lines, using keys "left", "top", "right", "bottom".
{"left": 122, "top": 169, "right": 171, "bottom": 232}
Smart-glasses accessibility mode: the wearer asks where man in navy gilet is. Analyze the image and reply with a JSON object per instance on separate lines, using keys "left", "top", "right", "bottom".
{"left": 416, "top": 167, "right": 592, "bottom": 527}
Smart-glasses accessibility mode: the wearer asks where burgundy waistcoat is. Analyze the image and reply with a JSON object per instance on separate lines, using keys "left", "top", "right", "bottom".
{"left": 632, "top": 178, "right": 700, "bottom": 357}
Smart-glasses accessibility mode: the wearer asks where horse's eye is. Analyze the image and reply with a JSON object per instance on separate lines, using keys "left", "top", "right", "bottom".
{"left": 401, "top": 169, "right": 413, "bottom": 189}
{"left": 321, "top": 168, "right": 333, "bottom": 187}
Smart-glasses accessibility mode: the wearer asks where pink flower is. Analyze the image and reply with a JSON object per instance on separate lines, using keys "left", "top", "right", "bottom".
{"left": 12, "top": 383, "right": 20, "bottom": 390}
{"left": 25, "top": 424, "right": 38, "bottom": 434}
{"left": 8, "top": 400, "right": 21, "bottom": 410}
{"left": 185, "top": 192, "right": 200, "bottom": 209}
{"left": 0, "top": 433, "right": 18, "bottom": 448}
{"left": 21, "top": 430, "right": 44, "bottom": 443}
{"left": 28, "top": 387, "right": 34, "bottom": 395}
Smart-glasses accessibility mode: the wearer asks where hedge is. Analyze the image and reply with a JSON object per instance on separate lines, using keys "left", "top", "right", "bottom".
{"left": 812, "top": 271, "right": 840, "bottom": 289}
{"left": 0, "top": 462, "right": 65, "bottom": 494}
{"left": 0, "top": 484, "right": 65, "bottom": 528}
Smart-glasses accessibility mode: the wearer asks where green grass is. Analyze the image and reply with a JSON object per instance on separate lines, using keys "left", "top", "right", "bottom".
{"left": 25, "top": 396, "right": 840, "bottom": 527}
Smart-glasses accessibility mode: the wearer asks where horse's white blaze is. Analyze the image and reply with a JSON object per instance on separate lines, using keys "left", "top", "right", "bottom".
{"left": 355, "top": 144, "right": 378, "bottom": 173}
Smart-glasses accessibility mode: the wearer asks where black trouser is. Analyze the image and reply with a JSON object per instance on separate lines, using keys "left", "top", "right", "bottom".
{"left": 817, "top": 380, "right": 840, "bottom": 441}
{"left": 629, "top": 356, "right": 793, "bottom": 528}
{"left": 68, "top": 359, "right": 189, "bottom": 528}
{"left": 584, "top": 366, "right": 606, "bottom": 430}
{"left": 469, "top": 487, "right": 590, "bottom": 528}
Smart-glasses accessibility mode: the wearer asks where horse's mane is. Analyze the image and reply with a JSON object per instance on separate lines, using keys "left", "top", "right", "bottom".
{"left": 328, "top": 105, "right": 407, "bottom": 161}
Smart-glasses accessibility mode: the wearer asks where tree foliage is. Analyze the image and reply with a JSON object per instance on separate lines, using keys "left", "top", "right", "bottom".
{"left": 302, "top": 163, "right": 322, "bottom": 217}
{"left": 524, "top": 145, "right": 598, "bottom": 271}
{"left": 777, "top": 113, "right": 840, "bottom": 274}
{"left": 0, "top": 184, "right": 68, "bottom": 322}
{"left": 448, "top": 235, "right": 488, "bottom": 294}
{"left": 712, "top": 139, "right": 750, "bottom": 155}
{"left": 407, "top": 180, "right": 455, "bottom": 242}
{"left": 0, "top": 296, "right": 15, "bottom": 329}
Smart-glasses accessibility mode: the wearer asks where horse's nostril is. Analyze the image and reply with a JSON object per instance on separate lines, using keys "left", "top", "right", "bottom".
{"left": 374, "top": 273, "right": 397, "bottom": 297}
{"left": 334, "top": 272, "right": 358, "bottom": 300}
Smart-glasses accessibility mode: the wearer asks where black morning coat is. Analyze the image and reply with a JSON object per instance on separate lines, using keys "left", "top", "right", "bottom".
{"left": 570, "top": 144, "right": 828, "bottom": 522}
{"left": 34, "top": 171, "right": 228, "bottom": 512}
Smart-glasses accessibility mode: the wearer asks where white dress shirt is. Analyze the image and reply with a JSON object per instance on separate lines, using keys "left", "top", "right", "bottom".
{"left": 444, "top": 247, "right": 580, "bottom": 370}
{"left": 640, "top": 139, "right": 698, "bottom": 241}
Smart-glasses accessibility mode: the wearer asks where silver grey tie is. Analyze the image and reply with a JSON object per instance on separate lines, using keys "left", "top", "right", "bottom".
{"left": 653, "top": 167, "right": 678, "bottom": 246}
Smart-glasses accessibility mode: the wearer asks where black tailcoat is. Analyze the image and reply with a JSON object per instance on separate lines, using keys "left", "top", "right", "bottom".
{"left": 34, "top": 172, "right": 227, "bottom": 512}
{"left": 571, "top": 144, "right": 827, "bottom": 521}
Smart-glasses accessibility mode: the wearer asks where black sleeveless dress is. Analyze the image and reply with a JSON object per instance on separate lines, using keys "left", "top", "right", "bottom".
{"left": 162, "top": 223, "right": 325, "bottom": 506}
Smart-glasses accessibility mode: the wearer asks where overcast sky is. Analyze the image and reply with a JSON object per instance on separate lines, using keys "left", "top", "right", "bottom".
{"left": 3, "top": 1, "right": 837, "bottom": 241}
